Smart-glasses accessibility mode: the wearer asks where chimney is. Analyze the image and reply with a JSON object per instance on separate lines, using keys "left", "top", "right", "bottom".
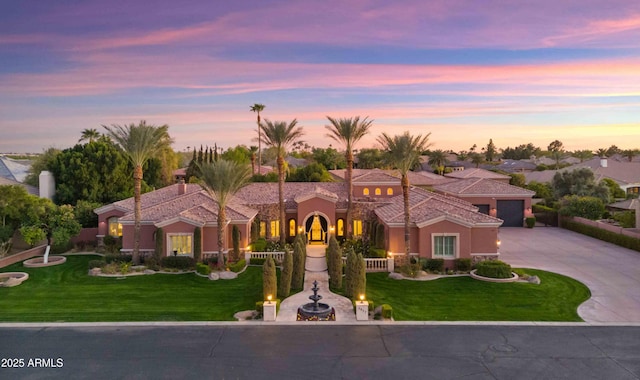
{"left": 178, "top": 179, "right": 187, "bottom": 195}
{"left": 600, "top": 158, "right": 608, "bottom": 168}
{"left": 39, "top": 171, "right": 55, "bottom": 199}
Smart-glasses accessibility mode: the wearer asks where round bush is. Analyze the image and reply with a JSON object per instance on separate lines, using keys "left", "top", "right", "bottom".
{"left": 475, "top": 260, "right": 513, "bottom": 279}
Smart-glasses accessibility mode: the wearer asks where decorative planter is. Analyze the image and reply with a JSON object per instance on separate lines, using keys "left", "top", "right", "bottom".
{"left": 470, "top": 269, "right": 519, "bottom": 283}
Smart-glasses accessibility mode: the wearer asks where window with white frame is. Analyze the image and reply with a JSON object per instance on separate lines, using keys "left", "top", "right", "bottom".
{"left": 432, "top": 234, "right": 458, "bottom": 258}
{"left": 168, "top": 233, "right": 193, "bottom": 256}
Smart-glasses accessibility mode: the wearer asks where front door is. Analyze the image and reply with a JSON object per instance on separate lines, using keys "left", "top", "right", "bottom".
{"left": 306, "top": 214, "right": 328, "bottom": 243}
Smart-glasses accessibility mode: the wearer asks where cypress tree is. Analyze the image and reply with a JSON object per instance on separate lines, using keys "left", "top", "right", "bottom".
{"left": 198, "top": 145, "right": 204, "bottom": 164}
{"left": 262, "top": 256, "right": 277, "bottom": 300}
{"left": 231, "top": 225, "right": 240, "bottom": 262}
{"left": 291, "top": 236, "right": 306, "bottom": 290}
{"left": 327, "top": 236, "right": 342, "bottom": 290}
{"left": 154, "top": 227, "right": 163, "bottom": 260}
{"left": 278, "top": 248, "right": 293, "bottom": 298}
{"left": 193, "top": 227, "right": 202, "bottom": 263}
{"left": 344, "top": 247, "right": 357, "bottom": 298}
{"left": 354, "top": 252, "right": 366, "bottom": 299}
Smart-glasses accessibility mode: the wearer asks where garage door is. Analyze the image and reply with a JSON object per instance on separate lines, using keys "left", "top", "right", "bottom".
{"left": 474, "top": 204, "right": 490, "bottom": 215}
{"left": 497, "top": 200, "right": 524, "bottom": 227}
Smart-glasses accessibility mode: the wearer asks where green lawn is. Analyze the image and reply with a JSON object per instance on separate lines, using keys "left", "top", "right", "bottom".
{"left": 0, "top": 255, "right": 263, "bottom": 322}
{"left": 366, "top": 269, "right": 591, "bottom": 321}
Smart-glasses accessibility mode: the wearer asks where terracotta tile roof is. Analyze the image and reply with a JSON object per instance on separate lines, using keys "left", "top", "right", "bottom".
{"left": 523, "top": 157, "right": 640, "bottom": 187}
{"left": 433, "top": 178, "right": 535, "bottom": 197}
{"left": 444, "top": 168, "right": 510, "bottom": 180}
{"left": 235, "top": 182, "right": 349, "bottom": 209}
{"left": 112, "top": 183, "right": 202, "bottom": 213}
{"left": 330, "top": 168, "right": 453, "bottom": 186}
{"left": 375, "top": 187, "right": 503, "bottom": 227}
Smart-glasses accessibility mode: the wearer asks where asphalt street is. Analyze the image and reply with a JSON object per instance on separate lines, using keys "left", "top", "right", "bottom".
{"left": 1, "top": 324, "right": 639, "bottom": 379}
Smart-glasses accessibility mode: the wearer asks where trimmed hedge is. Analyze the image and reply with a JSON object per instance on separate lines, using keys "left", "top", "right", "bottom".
{"left": 381, "top": 304, "right": 393, "bottom": 319}
{"left": 561, "top": 218, "right": 640, "bottom": 252}
{"left": 196, "top": 263, "right": 211, "bottom": 275}
{"left": 525, "top": 217, "right": 536, "bottom": 228}
{"left": 161, "top": 256, "right": 196, "bottom": 270}
{"left": 88, "top": 259, "right": 105, "bottom": 269}
{"left": 251, "top": 238, "right": 267, "bottom": 252}
{"left": 249, "top": 258, "right": 266, "bottom": 266}
{"left": 229, "top": 259, "right": 246, "bottom": 273}
{"left": 453, "top": 258, "right": 471, "bottom": 272}
{"left": 104, "top": 253, "right": 132, "bottom": 264}
{"left": 475, "top": 260, "right": 512, "bottom": 279}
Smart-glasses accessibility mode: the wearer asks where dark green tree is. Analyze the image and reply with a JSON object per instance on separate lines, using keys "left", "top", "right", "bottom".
{"left": 354, "top": 252, "right": 366, "bottom": 300}
{"left": 154, "top": 227, "right": 164, "bottom": 260}
{"left": 286, "top": 163, "right": 333, "bottom": 182}
{"left": 485, "top": 139, "right": 497, "bottom": 162}
{"left": 559, "top": 196, "right": 605, "bottom": 220}
{"left": 552, "top": 168, "right": 609, "bottom": 202}
{"left": 356, "top": 148, "right": 386, "bottom": 169}
{"left": 278, "top": 248, "right": 293, "bottom": 298}
{"left": 262, "top": 255, "right": 277, "bottom": 300}
{"left": 194, "top": 227, "right": 202, "bottom": 263}
{"left": 291, "top": 234, "right": 306, "bottom": 290}
{"left": 344, "top": 248, "right": 357, "bottom": 299}
{"left": 327, "top": 236, "right": 342, "bottom": 289}
{"left": 231, "top": 225, "right": 240, "bottom": 262}
{"left": 509, "top": 173, "right": 526, "bottom": 188}
{"left": 73, "top": 200, "right": 101, "bottom": 228}
{"left": 24, "top": 147, "right": 60, "bottom": 187}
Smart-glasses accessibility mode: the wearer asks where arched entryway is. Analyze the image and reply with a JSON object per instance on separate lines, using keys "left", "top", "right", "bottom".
{"left": 303, "top": 212, "right": 329, "bottom": 244}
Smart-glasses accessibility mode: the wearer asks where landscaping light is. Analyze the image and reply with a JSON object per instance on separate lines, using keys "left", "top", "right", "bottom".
{"left": 267, "top": 295, "right": 272, "bottom": 304}
{"left": 387, "top": 251, "right": 393, "bottom": 257}
{"left": 359, "top": 294, "right": 365, "bottom": 302}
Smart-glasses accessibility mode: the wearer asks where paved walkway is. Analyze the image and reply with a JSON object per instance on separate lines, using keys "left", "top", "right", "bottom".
{"left": 277, "top": 245, "right": 356, "bottom": 322}
{"left": 499, "top": 227, "right": 640, "bottom": 323}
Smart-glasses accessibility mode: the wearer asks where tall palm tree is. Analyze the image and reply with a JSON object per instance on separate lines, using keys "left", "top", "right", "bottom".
{"left": 428, "top": 149, "right": 448, "bottom": 175}
{"left": 79, "top": 128, "right": 100, "bottom": 143}
{"left": 325, "top": 116, "right": 373, "bottom": 239}
{"left": 377, "top": 131, "right": 431, "bottom": 255}
{"left": 250, "top": 104, "right": 266, "bottom": 174}
{"left": 103, "top": 121, "right": 172, "bottom": 264}
{"left": 260, "top": 119, "right": 304, "bottom": 244}
{"left": 198, "top": 160, "right": 252, "bottom": 269}
{"left": 248, "top": 145, "right": 259, "bottom": 174}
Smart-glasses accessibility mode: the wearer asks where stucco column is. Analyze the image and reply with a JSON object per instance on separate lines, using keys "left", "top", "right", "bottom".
{"left": 356, "top": 300, "right": 369, "bottom": 321}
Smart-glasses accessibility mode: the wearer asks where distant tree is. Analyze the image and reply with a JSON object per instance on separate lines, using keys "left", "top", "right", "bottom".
{"left": 547, "top": 140, "right": 565, "bottom": 170}
{"left": 559, "top": 195, "right": 605, "bottom": 220}
{"left": 286, "top": 163, "right": 333, "bottom": 182}
{"left": 260, "top": 119, "right": 304, "bottom": 244}
{"left": 600, "top": 178, "right": 626, "bottom": 199}
{"left": 552, "top": 168, "right": 609, "bottom": 202}
{"left": 104, "top": 121, "right": 173, "bottom": 264}
{"left": 24, "top": 147, "right": 61, "bottom": 187}
{"left": 278, "top": 248, "right": 293, "bottom": 298}
{"left": 377, "top": 131, "right": 431, "bottom": 255}
{"left": 572, "top": 150, "right": 593, "bottom": 163}
{"left": 595, "top": 148, "right": 608, "bottom": 158}
{"left": 509, "top": 173, "right": 526, "bottom": 188}
{"left": 250, "top": 104, "right": 266, "bottom": 172}
{"left": 78, "top": 128, "right": 101, "bottom": 143}
{"left": 456, "top": 150, "right": 469, "bottom": 161}
{"left": 311, "top": 147, "right": 346, "bottom": 171}
{"left": 501, "top": 143, "right": 541, "bottom": 160}
{"left": 606, "top": 145, "right": 621, "bottom": 157}
{"left": 262, "top": 255, "right": 277, "bottom": 301}
{"left": 356, "top": 148, "right": 386, "bottom": 169}
{"left": 249, "top": 145, "right": 258, "bottom": 174}
{"left": 485, "top": 139, "right": 497, "bottom": 162}
{"left": 73, "top": 200, "right": 101, "bottom": 228}
{"left": 428, "top": 150, "right": 448, "bottom": 175}
{"left": 622, "top": 149, "right": 639, "bottom": 162}
{"left": 221, "top": 145, "right": 251, "bottom": 165}
{"left": 526, "top": 181, "right": 554, "bottom": 204}
{"left": 470, "top": 152, "right": 484, "bottom": 168}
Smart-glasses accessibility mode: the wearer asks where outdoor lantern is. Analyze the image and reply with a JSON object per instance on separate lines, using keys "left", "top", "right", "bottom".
{"left": 267, "top": 295, "right": 272, "bottom": 304}
{"left": 359, "top": 294, "right": 365, "bottom": 302}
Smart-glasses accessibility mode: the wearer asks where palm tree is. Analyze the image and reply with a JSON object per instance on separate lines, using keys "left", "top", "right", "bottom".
{"left": 260, "top": 119, "right": 304, "bottom": 244}
{"left": 470, "top": 152, "right": 484, "bottom": 168}
{"left": 622, "top": 149, "right": 639, "bottom": 162}
{"left": 198, "top": 160, "right": 252, "bottom": 269}
{"left": 595, "top": 148, "right": 608, "bottom": 158}
{"left": 79, "top": 128, "right": 100, "bottom": 143}
{"left": 248, "top": 145, "right": 259, "bottom": 174}
{"left": 250, "top": 104, "right": 266, "bottom": 174}
{"left": 377, "top": 131, "right": 431, "bottom": 255}
{"left": 428, "top": 149, "right": 448, "bottom": 175}
{"left": 103, "top": 121, "right": 173, "bottom": 264}
{"left": 325, "top": 116, "right": 373, "bottom": 239}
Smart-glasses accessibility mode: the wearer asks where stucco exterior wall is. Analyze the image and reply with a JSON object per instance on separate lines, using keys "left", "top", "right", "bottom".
{"left": 353, "top": 184, "right": 402, "bottom": 198}
{"left": 203, "top": 226, "right": 219, "bottom": 253}
{"left": 418, "top": 220, "right": 472, "bottom": 259}
{"left": 97, "top": 210, "right": 125, "bottom": 236}
{"left": 297, "top": 198, "right": 336, "bottom": 227}
{"left": 470, "top": 227, "right": 500, "bottom": 254}
{"left": 122, "top": 224, "right": 156, "bottom": 251}
{"left": 449, "top": 195, "right": 533, "bottom": 218}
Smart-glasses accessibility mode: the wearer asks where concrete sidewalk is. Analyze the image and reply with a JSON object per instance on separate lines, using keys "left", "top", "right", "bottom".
{"left": 277, "top": 245, "right": 356, "bottom": 322}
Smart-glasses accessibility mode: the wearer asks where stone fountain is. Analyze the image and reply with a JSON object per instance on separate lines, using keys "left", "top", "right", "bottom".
{"left": 297, "top": 280, "right": 336, "bottom": 321}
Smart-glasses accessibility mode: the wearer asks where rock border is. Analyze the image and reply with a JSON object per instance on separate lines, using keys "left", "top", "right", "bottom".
{"left": 470, "top": 269, "right": 519, "bottom": 283}
{"left": 23, "top": 256, "right": 67, "bottom": 268}
{"left": 0, "top": 272, "right": 30, "bottom": 287}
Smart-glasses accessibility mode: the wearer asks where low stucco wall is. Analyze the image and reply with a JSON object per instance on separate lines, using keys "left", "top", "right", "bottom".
{"left": 0, "top": 245, "right": 47, "bottom": 269}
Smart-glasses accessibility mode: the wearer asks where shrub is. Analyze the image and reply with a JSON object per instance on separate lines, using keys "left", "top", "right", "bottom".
{"left": 229, "top": 259, "right": 246, "bottom": 273}
{"left": 231, "top": 225, "right": 240, "bottom": 262}
{"left": 327, "top": 236, "right": 343, "bottom": 290}
{"left": 367, "top": 248, "right": 387, "bottom": 258}
{"left": 143, "top": 256, "right": 160, "bottom": 271}
{"left": 291, "top": 237, "right": 305, "bottom": 290}
{"left": 154, "top": 228, "right": 163, "bottom": 260}
{"left": 120, "top": 262, "right": 131, "bottom": 274}
{"left": 252, "top": 238, "right": 267, "bottom": 252}
{"left": 454, "top": 258, "right": 471, "bottom": 272}
{"left": 101, "top": 263, "right": 118, "bottom": 274}
{"left": 196, "top": 263, "right": 211, "bottom": 275}
{"left": 525, "top": 217, "right": 536, "bottom": 228}
{"left": 344, "top": 248, "right": 357, "bottom": 298}
{"left": 249, "top": 257, "right": 266, "bottom": 266}
{"left": 423, "top": 258, "right": 444, "bottom": 273}
{"left": 105, "top": 253, "right": 132, "bottom": 264}
{"left": 559, "top": 195, "right": 605, "bottom": 220}
{"left": 278, "top": 249, "right": 293, "bottom": 298}
{"left": 262, "top": 256, "right": 277, "bottom": 300}
{"left": 613, "top": 211, "right": 636, "bottom": 228}
{"left": 381, "top": 304, "right": 393, "bottom": 319}
{"left": 475, "top": 260, "right": 513, "bottom": 279}
{"left": 561, "top": 218, "right": 640, "bottom": 252}
{"left": 88, "top": 259, "right": 105, "bottom": 269}
{"left": 161, "top": 256, "right": 196, "bottom": 270}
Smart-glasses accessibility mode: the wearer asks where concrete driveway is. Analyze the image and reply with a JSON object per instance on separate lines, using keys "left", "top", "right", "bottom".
{"left": 499, "top": 227, "right": 640, "bottom": 324}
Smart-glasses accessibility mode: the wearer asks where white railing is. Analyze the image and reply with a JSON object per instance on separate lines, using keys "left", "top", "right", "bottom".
{"left": 341, "top": 257, "right": 394, "bottom": 272}
{"left": 245, "top": 251, "right": 285, "bottom": 263}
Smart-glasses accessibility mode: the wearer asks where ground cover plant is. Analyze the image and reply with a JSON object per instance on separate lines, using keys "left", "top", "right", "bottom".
{"left": 366, "top": 269, "right": 590, "bottom": 321}
{"left": 0, "top": 255, "right": 262, "bottom": 322}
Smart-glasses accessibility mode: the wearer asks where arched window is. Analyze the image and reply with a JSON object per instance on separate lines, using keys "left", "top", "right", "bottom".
{"left": 108, "top": 217, "right": 122, "bottom": 237}
{"left": 289, "top": 219, "right": 296, "bottom": 237}
{"left": 363, "top": 188, "right": 369, "bottom": 196}
{"left": 337, "top": 219, "right": 344, "bottom": 237}
{"left": 375, "top": 188, "right": 381, "bottom": 195}
{"left": 387, "top": 188, "right": 394, "bottom": 195}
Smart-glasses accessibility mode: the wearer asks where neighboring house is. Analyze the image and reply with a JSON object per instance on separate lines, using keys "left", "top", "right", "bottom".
{"left": 433, "top": 178, "right": 535, "bottom": 227}
{"left": 444, "top": 168, "right": 511, "bottom": 183}
{"left": 95, "top": 179, "right": 504, "bottom": 266}
{"left": 0, "top": 176, "right": 39, "bottom": 196}
{"left": 0, "top": 155, "right": 31, "bottom": 183}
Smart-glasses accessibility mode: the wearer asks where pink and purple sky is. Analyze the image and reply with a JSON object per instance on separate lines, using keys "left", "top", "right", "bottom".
{"left": 1, "top": 0, "right": 639, "bottom": 153}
